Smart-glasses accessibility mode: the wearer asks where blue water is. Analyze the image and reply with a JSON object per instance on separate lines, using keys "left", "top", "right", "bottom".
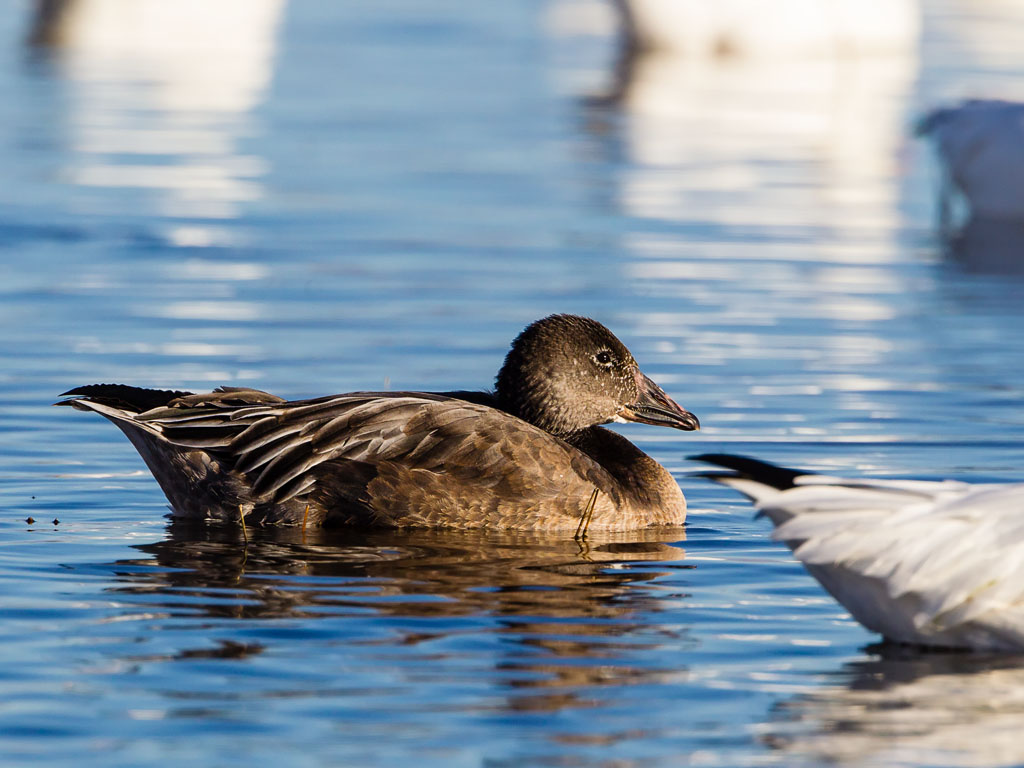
{"left": 4, "top": 0, "right": 1024, "bottom": 765}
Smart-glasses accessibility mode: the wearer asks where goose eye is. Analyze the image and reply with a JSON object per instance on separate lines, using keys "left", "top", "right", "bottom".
{"left": 593, "top": 350, "right": 615, "bottom": 368}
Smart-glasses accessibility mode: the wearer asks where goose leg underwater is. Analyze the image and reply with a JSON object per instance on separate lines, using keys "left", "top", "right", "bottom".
{"left": 694, "top": 453, "right": 1024, "bottom": 652}
{"left": 57, "top": 315, "right": 700, "bottom": 532}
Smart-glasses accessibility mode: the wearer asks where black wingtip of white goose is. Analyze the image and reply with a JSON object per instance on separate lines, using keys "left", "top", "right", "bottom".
{"left": 689, "top": 453, "right": 804, "bottom": 490}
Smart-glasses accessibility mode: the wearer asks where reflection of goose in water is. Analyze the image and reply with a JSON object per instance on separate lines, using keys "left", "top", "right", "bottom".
{"left": 28, "top": 0, "right": 285, "bottom": 222}
{"left": 108, "top": 524, "right": 690, "bottom": 710}
{"left": 552, "top": 0, "right": 918, "bottom": 236}
{"left": 613, "top": 0, "right": 919, "bottom": 57}
{"left": 118, "top": 523, "right": 687, "bottom": 621}
{"left": 695, "top": 454, "right": 1024, "bottom": 651}
{"left": 765, "top": 651, "right": 1024, "bottom": 766}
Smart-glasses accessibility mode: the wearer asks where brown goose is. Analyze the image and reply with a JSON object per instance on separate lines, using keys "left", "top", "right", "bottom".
{"left": 58, "top": 314, "right": 699, "bottom": 532}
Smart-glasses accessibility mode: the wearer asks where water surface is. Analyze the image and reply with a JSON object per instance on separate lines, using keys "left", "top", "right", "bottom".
{"left": 3, "top": 0, "right": 1024, "bottom": 765}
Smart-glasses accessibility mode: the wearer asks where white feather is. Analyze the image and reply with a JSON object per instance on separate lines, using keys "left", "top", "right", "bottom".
{"left": 709, "top": 460, "right": 1024, "bottom": 650}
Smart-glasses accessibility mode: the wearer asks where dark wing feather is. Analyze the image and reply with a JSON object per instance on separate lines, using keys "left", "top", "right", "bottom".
{"left": 58, "top": 384, "right": 194, "bottom": 412}
{"left": 689, "top": 453, "right": 804, "bottom": 490}
{"left": 135, "top": 392, "right": 613, "bottom": 521}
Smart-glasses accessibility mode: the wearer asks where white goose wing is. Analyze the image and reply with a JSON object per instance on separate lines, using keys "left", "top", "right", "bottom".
{"left": 695, "top": 454, "right": 1024, "bottom": 650}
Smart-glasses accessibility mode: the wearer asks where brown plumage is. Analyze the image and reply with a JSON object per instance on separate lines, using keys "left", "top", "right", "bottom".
{"left": 57, "top": 315, "right": 699, "bottom": 532}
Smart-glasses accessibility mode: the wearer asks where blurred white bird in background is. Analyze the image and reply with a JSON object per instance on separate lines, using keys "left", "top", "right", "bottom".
{"left": 917, "top": 97, "right": 1024, "bottom": 243}
{"left": 695, "top": 454, "right": 1024, "bottom": 652}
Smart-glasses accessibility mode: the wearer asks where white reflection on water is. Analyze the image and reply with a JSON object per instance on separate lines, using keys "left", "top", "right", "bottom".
{"left": 72, "top": 340, "right": 262, "bottom": 357}
{"left": 175, "top": 259, "right": 269, "bottom": 282}
{"left": 922, "top": 0, "right": 1024, "bottom": 98}
{"left": 31, "top": 0, "right": 285, "bottom": 220}
{"left": 613, "top": 51, "right": 917, "bottom": 233}
{"left": 139, "top": 300, "right": 264, "bottom": 321}
{"left": 765, "top": 654, "right": 1024, "bottom": 767}
{"left": 549, "top": 0, "right": 918, "bottom": 238}
{"left": 612, "top": 0, "right": 919, "bottom": 58}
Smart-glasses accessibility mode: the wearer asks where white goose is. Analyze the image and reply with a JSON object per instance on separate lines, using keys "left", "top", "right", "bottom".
{"left": 694, "top": 454, "right": 1024, "bottom": 651}
{"left": 917, "top": 99, "right": 1024, "bottom": 234}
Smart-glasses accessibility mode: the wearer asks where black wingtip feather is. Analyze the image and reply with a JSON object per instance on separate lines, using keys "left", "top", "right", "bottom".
{"left": 57, "top": 384, "right": 194, "bottom": 413}
{"left": 688, "top": 453, "right": 806, "bottom": 490}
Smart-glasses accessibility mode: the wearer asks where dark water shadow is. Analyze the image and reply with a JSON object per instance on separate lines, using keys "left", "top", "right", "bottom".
{"left": 944, "top": 217, "right": 1024, "bottom": 275}
{"left": 763, "top": 647, "right": 1024, "bottom": 765}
